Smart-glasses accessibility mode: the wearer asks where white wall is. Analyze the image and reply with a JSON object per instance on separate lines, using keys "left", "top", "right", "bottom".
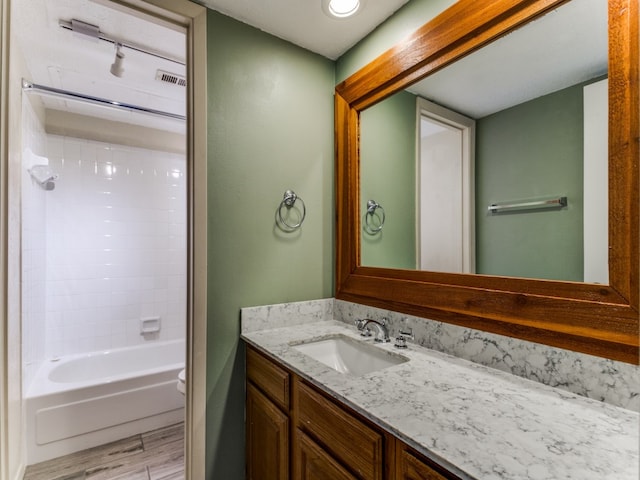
{"left": 583, "top": 78, "right": 608, "bottom": 284}
{"left": 5, "top": 22, "right": 35, "bottom": 479}
{"left": 43, "top": 135, "right": 186, "bottom": 358}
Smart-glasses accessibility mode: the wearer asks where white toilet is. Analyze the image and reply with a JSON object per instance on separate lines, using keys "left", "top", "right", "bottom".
{"left": 177, "top": 368, "right": 186, "bottom": 395}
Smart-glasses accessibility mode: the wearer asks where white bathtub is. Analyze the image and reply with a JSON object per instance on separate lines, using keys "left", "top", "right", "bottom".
{"left": 25, "top": 340, "right": 185, "bottom": 465}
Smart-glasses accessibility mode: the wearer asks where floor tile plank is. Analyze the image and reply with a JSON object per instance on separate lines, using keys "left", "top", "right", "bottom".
{"left": 141, "top": 423, "right": 184, "bottom": 451}
{"left": 99, "top": 466, "right": 149, "bottom": 480}
{"left": 24, "top": 436, "right": 143, "bottom": 480}
{"left": 154, "top": 472, "right": 184, "bottom": 480}
{"left": 22, "top": 423, "right": 184, "bottom": 480}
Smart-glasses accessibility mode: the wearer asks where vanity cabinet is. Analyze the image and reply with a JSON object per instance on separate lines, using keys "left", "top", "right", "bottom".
{"left": 246, "top": 347, "right": 290, "bottom": 480}
{"left": 245, "top": 345, "right": 460, "bottom": 480}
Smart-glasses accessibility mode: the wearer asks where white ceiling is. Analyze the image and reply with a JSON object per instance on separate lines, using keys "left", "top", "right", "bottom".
{"left": 13, "top": 0, "right": 408, "bottom": 133}
{"left": 195, "top": 0, "right": 410, "bottom": 60}
{"left": 14, "top": 0, "right": 189, "bottom": 132}
{"left": 12, "top": 0, "right": 607, "bottom": 135}
{"left": 409, "top": 0, "right": 607, "bottom": 118}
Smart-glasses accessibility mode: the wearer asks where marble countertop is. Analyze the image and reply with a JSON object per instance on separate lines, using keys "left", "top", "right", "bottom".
{"left": 241, "top": 320, "right": 639, "bottom": 480}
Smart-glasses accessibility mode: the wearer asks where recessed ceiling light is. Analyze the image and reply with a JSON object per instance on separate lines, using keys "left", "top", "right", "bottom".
{"left": 324, "top": 0, "right": 361, "bottom": 18}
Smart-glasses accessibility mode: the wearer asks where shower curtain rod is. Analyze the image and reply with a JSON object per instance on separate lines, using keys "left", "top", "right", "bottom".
{"left": 22, "top": 80, "right": 186, "bottom": 122}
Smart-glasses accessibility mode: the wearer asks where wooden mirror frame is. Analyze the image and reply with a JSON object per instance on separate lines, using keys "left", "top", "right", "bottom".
{"left": 335, "top": 0, "right": 638, "bottom": 364}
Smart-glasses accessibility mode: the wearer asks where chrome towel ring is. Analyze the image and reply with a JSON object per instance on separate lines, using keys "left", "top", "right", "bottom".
{"left": 364, "top": 199, "right": 385, "bottom": 234}
{"left": 277, "top": 190, "right": 306, "bottom": 230}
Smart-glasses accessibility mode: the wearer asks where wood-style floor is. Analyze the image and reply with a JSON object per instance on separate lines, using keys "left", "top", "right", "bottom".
{"left": 23, "top": 423, "right": 184, "bottom": 480}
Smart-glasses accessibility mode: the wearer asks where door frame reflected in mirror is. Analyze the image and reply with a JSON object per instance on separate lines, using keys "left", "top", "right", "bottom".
{"left": 416, "top": 98, "right": 475, "bottom": 274}
{"left": 335, "top": 0, "right": 639, "bottom": 363}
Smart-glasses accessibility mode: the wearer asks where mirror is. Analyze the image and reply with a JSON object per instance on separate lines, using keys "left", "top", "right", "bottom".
{"left": 335, "top": 0, "right": 638, "bottom": 363}
{"left": 359, "top": 0, "right": 609, "bottom": 283}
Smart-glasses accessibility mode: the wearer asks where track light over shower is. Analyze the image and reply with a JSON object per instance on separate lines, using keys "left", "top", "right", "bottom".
{"left": 110, "top": 43, "right": 125, "bottom": 77}
{"left": 59, "top": 18, "right": 185, "bottom": 79}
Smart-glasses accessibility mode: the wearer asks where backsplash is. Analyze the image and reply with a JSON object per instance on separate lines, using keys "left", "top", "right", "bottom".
{"left": 241, "top": 298, "right": 333, "bottom": 333}
{"left": 241, "top": 298, "right": 639, "bottom": 411}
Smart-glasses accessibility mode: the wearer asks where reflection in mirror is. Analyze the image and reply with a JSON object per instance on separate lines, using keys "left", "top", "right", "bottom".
{"left": 416, "top": 99, "right": 475, "bottom": 274}
{"left": 360, "top": 0, "right": 608, "bottom": 283}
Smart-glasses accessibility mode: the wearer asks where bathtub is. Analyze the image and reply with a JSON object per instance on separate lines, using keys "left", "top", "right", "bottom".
{"left": 25, "top": 339, "right": 185, "bottom": 465}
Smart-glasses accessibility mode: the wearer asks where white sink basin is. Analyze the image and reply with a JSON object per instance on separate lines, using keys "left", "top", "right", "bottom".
{"left": 292, "top": 335, "right": 408, "bottom": 376}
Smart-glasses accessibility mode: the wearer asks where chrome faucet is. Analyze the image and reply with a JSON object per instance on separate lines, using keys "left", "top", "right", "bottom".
{"left": 355, "top": 318, "right": 390, "bottom": 343}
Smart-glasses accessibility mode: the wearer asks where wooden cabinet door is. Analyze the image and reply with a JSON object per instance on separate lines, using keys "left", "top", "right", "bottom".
{"left": 295, "top": 429, "right": 358, "bottom": 480}
{"left": 246, "top": 383, "right": 289, "bottom": 480}
{"left": 396, "top": 442, "right": 459, "bottom": 480}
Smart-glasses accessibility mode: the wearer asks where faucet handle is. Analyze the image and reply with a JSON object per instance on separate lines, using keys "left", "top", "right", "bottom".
{"left": 399, "top": 328, "right": 414, "bottom": 339}
{"left": 394, "top": 328, "right": 414, "bottom": 349}
{"left": 360, "top": 327, "right": 373, "bottom": 338}
{"left": 394, "top": 336, "right": 408, "bottom": 348}
{"left": 354, "top": 319, "right": 372, "bottom": 337}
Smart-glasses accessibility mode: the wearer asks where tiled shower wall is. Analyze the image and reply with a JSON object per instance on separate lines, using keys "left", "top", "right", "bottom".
{"left": 21, "top": 96, "right": 48, "bottom": 393}
{"left": 43, "top": 135, "right": 186, "bottom": 358}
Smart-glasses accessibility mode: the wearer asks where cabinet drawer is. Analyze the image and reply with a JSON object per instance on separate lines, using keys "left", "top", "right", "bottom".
{"left": 247, "top": 346, "right": 290, "bottom": 410}
{"left": 296, "top": 381, "right": 384, "bottom": 480}
{"left": 294, "top": 429, "right": 358, "bottom": 480}
{"left": 397, "top": 442, "right": 461, "bottom": 480}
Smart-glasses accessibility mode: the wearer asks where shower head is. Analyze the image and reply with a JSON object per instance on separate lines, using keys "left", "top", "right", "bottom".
{"left": 28, "top": 165, "right": 58, "bottom": 191}
{"left": 34, "top": 174, "right": 58, "bottom": 191}
{"left": 42, "top": 179, "right": 56, "bottom": 191}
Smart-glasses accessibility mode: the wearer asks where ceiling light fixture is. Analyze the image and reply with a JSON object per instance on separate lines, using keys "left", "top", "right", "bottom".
{"left": 60, "top": 19, "right": 185, "bottom": 66}
{"left": 110, "top": 43, "right": 125, "bottom": 78}
{"left": 324, "top": 0, "right": 361, "bottom": 18}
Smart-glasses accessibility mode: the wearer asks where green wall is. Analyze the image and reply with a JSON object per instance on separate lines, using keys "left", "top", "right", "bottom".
{"left": 206, "top": 11, "right": 334, "bottom": 478}
{"left": 360, "top": 90, "right": 416, "bottom": 269}
{"left": 475, "top": 82, "right": 586, "bottom": 281}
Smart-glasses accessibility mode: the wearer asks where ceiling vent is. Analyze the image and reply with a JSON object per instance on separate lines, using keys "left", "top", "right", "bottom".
{"left": 156, "top": 70, "right": 186, "bottom": 87}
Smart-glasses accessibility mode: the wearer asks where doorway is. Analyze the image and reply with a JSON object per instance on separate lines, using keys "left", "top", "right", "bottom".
{"left": 416, "top": 97, "right": 475, "bottom": 274}
{"left": 0, "top": 1, "right": 206, "bottom": 478}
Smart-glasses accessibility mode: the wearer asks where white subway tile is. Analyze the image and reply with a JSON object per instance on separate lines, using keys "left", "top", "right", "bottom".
{"left": 36, "top": 135, "right": 186, "bottom": 356}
